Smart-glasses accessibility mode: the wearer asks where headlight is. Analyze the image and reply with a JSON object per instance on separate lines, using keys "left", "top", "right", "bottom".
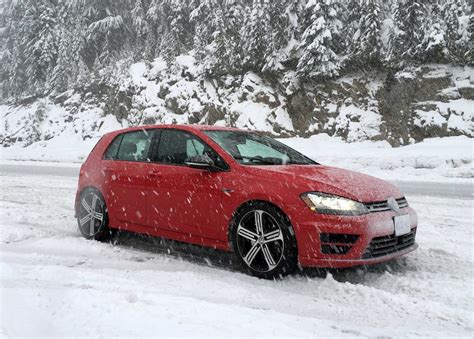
{"left": 300, "top": 192, "right": 368, "bottom": 216}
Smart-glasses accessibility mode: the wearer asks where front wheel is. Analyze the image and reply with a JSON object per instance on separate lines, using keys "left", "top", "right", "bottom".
{"left": 231, "top": 202, "right": 298, "bottom": 279}
{"left": 77, "top": 188, "right": 112, "bottom": 241}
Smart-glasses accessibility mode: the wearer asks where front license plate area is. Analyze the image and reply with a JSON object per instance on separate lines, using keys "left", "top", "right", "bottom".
{"left": 394, "top": 214, "right": 411, "bottom": 236}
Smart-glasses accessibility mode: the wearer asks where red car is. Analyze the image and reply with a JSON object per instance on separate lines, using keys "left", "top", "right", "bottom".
{"left": 75, "top": 125, "right": 418, "bottom": 279}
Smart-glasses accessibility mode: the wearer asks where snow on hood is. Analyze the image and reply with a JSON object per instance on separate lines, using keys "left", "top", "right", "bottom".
{"left": 244, "top": 165, "right": 403, "bottom": 202}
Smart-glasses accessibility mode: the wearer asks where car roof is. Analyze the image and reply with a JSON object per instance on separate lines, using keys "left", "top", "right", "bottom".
{"left": 104, "top": 124, "right": 248, "bottom": 137}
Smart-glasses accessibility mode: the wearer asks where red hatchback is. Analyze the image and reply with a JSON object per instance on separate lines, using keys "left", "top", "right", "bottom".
{"left": 75, "top": 125, "right": 418, "bottom": 278}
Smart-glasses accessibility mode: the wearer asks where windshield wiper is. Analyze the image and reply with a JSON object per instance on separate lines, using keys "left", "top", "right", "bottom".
{"left": 234, "top": 156, "right": 280, "bottom": 165}
{"left": 286, "top": 161, "right": 316, "bottom": 165}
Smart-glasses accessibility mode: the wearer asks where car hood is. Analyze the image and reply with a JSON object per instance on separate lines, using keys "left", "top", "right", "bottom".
{"left": 243, "top": 165, "right": 403, "bottom": 202}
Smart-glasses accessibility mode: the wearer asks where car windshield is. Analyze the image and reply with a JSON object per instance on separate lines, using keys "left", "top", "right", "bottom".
{"left": 204, "top": 130, "right": 318, "bottom": 166}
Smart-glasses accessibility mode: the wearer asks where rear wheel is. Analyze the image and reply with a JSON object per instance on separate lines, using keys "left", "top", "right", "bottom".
{"left": 231, "top": 202, "right": 298, "bottom": 279}
{"left": 77, "top": 188, "right": 112, "bottom": 241}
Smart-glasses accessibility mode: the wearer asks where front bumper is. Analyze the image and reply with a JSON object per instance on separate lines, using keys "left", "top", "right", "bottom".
{"left": 287, "top": 205, "right": 418, "bottom": 268}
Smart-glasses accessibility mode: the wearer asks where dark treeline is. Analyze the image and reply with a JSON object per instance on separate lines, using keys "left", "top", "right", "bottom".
{"left": 0, "top": 0, "right": 472, "bottom": 100}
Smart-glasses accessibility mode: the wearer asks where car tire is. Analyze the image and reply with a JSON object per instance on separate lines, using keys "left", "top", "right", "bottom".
{"left": 230, "top": 202, "right": 298, "bottom": 279}
{"left": 77, "top": 187, "right": 113, "bottom": 241}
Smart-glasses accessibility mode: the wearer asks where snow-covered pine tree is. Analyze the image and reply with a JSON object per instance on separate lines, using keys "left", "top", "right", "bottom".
{"left": 222, "top": 0, "right": 245, "bottom": 73}
{"left": 83, "top": 0, "right": 129, "bottom": 69}
{"left": 420, "top": 1, "right": 447, "bottom": 63}
{"left": 296, "top": 0, "right": 343, "bottom": 79}
{"left": 341, "top": 0, "right": 362, "bottom": 67}
{"left": 442, "top": 0, "right": 465, "bottom": 64}
{"left": 156, "top": 0, "right": 192, "bottom": 68}
{"left": 241, "top": 0, "right": 268, "bottom": 71}
{"left": 262, "top": 0, "right": 289, "bottom": 73}
{"left": 50, "top": 2, "right": 88, "bottom": 93}
{"left": 284, "top": 0, "right": 307, "bottom": 63}
{"left": 23, "top": 0, "right": 58, "bottom": 95}
{"left": 1, "top": 0, "right": 28, "bottom": 98}
{"left": 190, "top": 0, "right": 221, "bottom": 64}
{"left": 131, "top": 0, "right": 149, "bottom": 60}
{"left": 194, "top": 0, "right": 245, "bottom": 76}
{"left": 201, "top": 5, "right": 229, "bottom": 75}
{"left": 350, "top": 0, "right": 383, "bottom": 69}
{"left": 145, "top": 0, "right": 161, "bottom": 60}
{"left": 468, "top": 12, "right": 474, "bottom": 65}
{"left": 452, "top": 0, "right": 471, "bottom": 65}
{"left": 386, "top": 0, "right": 426, "bottom": 67}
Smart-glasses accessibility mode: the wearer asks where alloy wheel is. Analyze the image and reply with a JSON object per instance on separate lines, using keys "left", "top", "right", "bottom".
{"left": 78, "top": 190, "right": 105, "bottom": 237}
{"left": 236, "top": 209, "right": 285, "bottom": 273}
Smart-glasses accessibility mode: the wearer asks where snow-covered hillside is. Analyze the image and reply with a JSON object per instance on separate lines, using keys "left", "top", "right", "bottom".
{"left": 1, "top": 60, "right": 473, "bottom": 147}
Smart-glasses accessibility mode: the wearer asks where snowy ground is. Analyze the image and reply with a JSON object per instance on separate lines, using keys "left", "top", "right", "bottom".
{"left": 0, "top": 163, "right": 473, "bottom": 337}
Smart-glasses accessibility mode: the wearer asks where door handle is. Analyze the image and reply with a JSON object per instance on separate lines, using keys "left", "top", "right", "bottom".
{"left": 103, "top": 167, "right": 114, "bottom": 173}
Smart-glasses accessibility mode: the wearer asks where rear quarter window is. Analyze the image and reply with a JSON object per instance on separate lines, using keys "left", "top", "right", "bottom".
{"left": 103, "top": 130, "right": 155, "bottom": 162}
{"left": 103, "top": 134, "right": 123, "bottom": 160}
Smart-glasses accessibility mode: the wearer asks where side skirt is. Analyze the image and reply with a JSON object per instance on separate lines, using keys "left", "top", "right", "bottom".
{"left": 109, "top": 222, "right": 230, "bottom": 251}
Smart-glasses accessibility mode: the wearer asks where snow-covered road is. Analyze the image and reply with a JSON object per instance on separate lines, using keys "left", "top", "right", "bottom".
{"left": 1, "top": 163, "right": 473, "bottom": 337}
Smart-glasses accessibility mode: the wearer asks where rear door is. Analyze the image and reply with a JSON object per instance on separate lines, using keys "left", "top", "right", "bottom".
{"left": 102, "top": 129, "right": 156, "bottom": 226}
{"left": 147, "top": 129, "right": 227, "bottom": 239}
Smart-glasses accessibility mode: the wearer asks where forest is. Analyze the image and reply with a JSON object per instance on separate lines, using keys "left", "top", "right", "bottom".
{"left": 0, "top": 0, "right": 472, "bottom": 101}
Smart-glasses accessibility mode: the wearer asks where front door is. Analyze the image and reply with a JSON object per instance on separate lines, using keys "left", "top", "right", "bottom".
{"left": 147, "top": 129, "right": 227, "bottom": 239}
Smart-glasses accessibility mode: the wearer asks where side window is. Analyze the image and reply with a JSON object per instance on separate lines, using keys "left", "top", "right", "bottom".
{"left": 154, "top": 129, "right": 227, "bottom": 168}
{"left": 187, "top": 139, "right": 205, "bottom": 157}
{"left": 113, "top": 130, "right": 154, "bottom": 162}
{"left": 103, "top": 134, "right": 123, "bottom": 160}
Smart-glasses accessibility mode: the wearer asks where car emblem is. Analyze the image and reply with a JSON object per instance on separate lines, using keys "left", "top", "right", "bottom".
{"left": 387, "top": 197, "right": 400, "bottom": 212}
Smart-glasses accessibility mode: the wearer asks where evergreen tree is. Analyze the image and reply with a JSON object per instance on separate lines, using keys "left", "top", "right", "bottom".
{"left": 23, "top": 0, "right": 58, "bottom": 95}
{"left": 1, "top": 0, "right": 28, "bottom": 98}
{"left": 222, "top": 0, "right": 245, "bottom": 73}
{"left": 350, "top": 0, "right": 382, "bottom": 69}
{"left": 0, "top": 0, "right": 472, "bottom": 101}
{"left": 262, "top": 0, "right": 289, "bottom": 73}
{"left": 155, "top": 0, "right": 192, "bottom": 67}
{"left": 241, "top": 0, "right": 268, "bottom": 71}
{"left": 468, "top": 12, "right": 474, "bottom": 65}
{"left": 83, "top": 0, "right": 129, "bottom": 69}
{"left": 50, "top": 2, "right": 88, "bottom": 93}
{"left": 145, "top": 0, "right": 160, "bottom": 59}
{"left": 442, "top": 0, "right": 465, "bottom": 64}
{"left": 420, "top": 2, "right": 447, "bottom": 63}
{"left": 190, "top": 0, "right": 222, "bottom": 63}
{"left": 296, "top": 0, "right": 343, "bottom": 79}
{"left": 386, "top": 0, "right": 426, "bottom": 67}
{"left": 131, "top": 0, "right": 149, "bottom": 60}
{"left": 191, "top": 0, "right": 245, "bottom": 75}
{"left": 342, "top": 0, "right": 362, "bottom": 65}
{"left": 449, "top": 0, "right": 471, "bottom": 65}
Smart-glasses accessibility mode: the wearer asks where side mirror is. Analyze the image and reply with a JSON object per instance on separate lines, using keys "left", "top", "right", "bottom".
{"left": 184, "top": 154, "right": 215, "bottom": 170}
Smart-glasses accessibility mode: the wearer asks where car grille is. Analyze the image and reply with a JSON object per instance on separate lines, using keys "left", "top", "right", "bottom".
{"left": 320, "top": 233, "right": 359, "bottom": 255}
{"left": 365, "top": 197, "right": 409, "bottom": 213}
{"left": 362, "top": 228, "right": 417, "bottom": 259}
